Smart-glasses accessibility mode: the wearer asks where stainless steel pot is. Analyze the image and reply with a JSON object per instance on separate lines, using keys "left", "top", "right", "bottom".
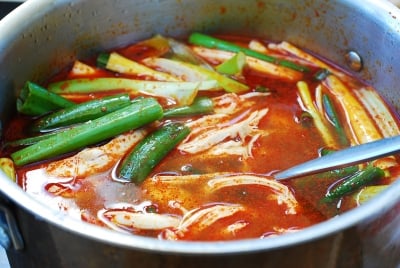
{"left": 0, "top": 0, "right": 400, "bottom": 267}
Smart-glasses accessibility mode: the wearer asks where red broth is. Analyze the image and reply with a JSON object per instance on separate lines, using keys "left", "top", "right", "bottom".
{"left": 1, "top": 34, "right": 399, "bottom": 241}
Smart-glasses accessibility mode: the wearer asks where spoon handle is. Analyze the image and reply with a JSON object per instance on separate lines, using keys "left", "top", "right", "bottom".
{"left": 274, "top": 135, "right": 400, "bottom": 180}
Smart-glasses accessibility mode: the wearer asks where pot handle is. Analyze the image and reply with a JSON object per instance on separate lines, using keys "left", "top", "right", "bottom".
{"left": 0, "top": 203, "right": 24, "bottom": 250}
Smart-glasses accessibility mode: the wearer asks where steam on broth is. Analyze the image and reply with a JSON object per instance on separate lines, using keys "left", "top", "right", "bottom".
{"left": 1, "top": 33, "right": 399, "bottom": 241}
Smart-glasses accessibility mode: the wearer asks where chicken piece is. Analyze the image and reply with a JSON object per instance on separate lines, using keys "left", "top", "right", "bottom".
{"left": 179, "top": 108, "right": 269, "bottom": 158}
{"left": 46, "top": 129, "right": 147, "bottom": 178}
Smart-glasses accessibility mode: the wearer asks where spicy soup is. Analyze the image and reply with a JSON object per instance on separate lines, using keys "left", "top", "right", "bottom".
{"left": 1, "top": 33, "right": 399, "bottom": 241}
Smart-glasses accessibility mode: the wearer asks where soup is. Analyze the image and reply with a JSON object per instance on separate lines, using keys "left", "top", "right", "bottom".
{"left": 1, "top": 33, "right": 399, "bottom": 241}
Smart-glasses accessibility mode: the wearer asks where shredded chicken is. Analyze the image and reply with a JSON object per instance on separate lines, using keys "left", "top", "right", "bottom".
{"left": 46, "top": 129, "right": 147, "bottom": 178}
{"left": 179, "top": 204, "right": 244, "bottom": 232}
{"left": 98, "top": 209, "right": 181, "bottom": 233}
{"left": 179, "top": 108, "right": 269, "bottom": 158}
{"left": 163, "top": 203, "right": 245, "bottom": 240}
{"left": 207, "top": 175, "right": 298, "bottom": 215}
{"left": 261, "top": 227, "right": 301, "bottom": 238}
{"left": 212, "top": 92, "right": 270, "bottom": 115}
{"left": 153, "top": 173, "right": 299, "bottom": 215}
{"left": 224, "top": 220, "right": 249, "bottom": 235}
{"left": 97, "top": 200, "right": 243, "bottom": 237}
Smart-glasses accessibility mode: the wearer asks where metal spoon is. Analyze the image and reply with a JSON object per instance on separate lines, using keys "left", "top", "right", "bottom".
{"left": 274, "top": 135, "right": 400, "bottom": 181}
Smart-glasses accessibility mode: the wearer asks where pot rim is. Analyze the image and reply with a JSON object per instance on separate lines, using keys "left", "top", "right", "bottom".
{"left": 1, "top": 0, "right": 400, "bottom": 254}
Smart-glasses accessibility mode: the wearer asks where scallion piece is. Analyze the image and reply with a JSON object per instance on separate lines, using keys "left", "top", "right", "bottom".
{"left": 48, "top": 78, "right": 219, "bottom": 106}
{"left": 4, "top": 131, "right": 61, "bottom": 147}
{"left": 97, "top": 52, "right": 180, "bottom": 81}
{"left": 161, "top": 60, "right": 249, "bottom": 93}
{"left": 323, "top": 165, "right": 384, "bottom": 201}
{"left": 216, "top": 51, "right": 246, "bottom": 75}
{"left": 354, "top": 185, "right": 388, "bottom": 205}
{"left": 0, "top": 158, "right": 16, "bottom": 182}
{"left": 322, "top": 94, "right": 349, "bottom": 146}
{"left": 188, "top": 32, "right": 309, "bottom": 73}
{"left": 117, "top": 122, "right": 190, "bottom": 184}
{"left": 96, "top": 53, "right": 110, "bottom": 69}
{"left": 166, "top": 37, "right": 213, "bottom": 69}
{"left": 17, "top": 81, "right": 75, "bottom": 116}
{"left": 163, "top": 96, "right": 213, "bottom": 117}
{"left": 141, "top": 57, "right": 247, "bottom": 93}
{"left": 297, "top": 81, "right": 338, "bottom": 148}
{"left": 32, "top": 93, "right": 131, "bottom": 132}
{"left": 324, "top": 75, "right": 382, "bottom": 144}
{"left": 11, "top": 97, "right": 163, "bottom": 166}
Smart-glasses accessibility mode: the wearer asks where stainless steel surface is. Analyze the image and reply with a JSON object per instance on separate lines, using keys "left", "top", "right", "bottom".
{"left": 275, "top": 135, "right": 400, "bottom": 180}
{"left": 0, "top": 204, "right": 23, "bottom": 250}
{"left": 0, "top": 0, "right": 400, "bottom": 267}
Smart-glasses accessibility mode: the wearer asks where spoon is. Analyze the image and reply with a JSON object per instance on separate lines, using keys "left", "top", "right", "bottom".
{"left": 274, "top": 135, "right": 400, "bottom": 180}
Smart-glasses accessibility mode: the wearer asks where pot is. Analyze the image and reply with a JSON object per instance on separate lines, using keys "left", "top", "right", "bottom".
{"left": 0, "top": 0, "right": 400, "bottom": 267}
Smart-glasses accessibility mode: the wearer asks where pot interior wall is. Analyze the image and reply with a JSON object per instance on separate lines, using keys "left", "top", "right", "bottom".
{"left": 1, "top": 0, "right": 400, "bottom": 120}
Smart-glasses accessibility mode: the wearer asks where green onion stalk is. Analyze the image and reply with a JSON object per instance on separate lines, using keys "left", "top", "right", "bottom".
{"left": 11, "top": 97, "right": 163, "bottom": 166}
